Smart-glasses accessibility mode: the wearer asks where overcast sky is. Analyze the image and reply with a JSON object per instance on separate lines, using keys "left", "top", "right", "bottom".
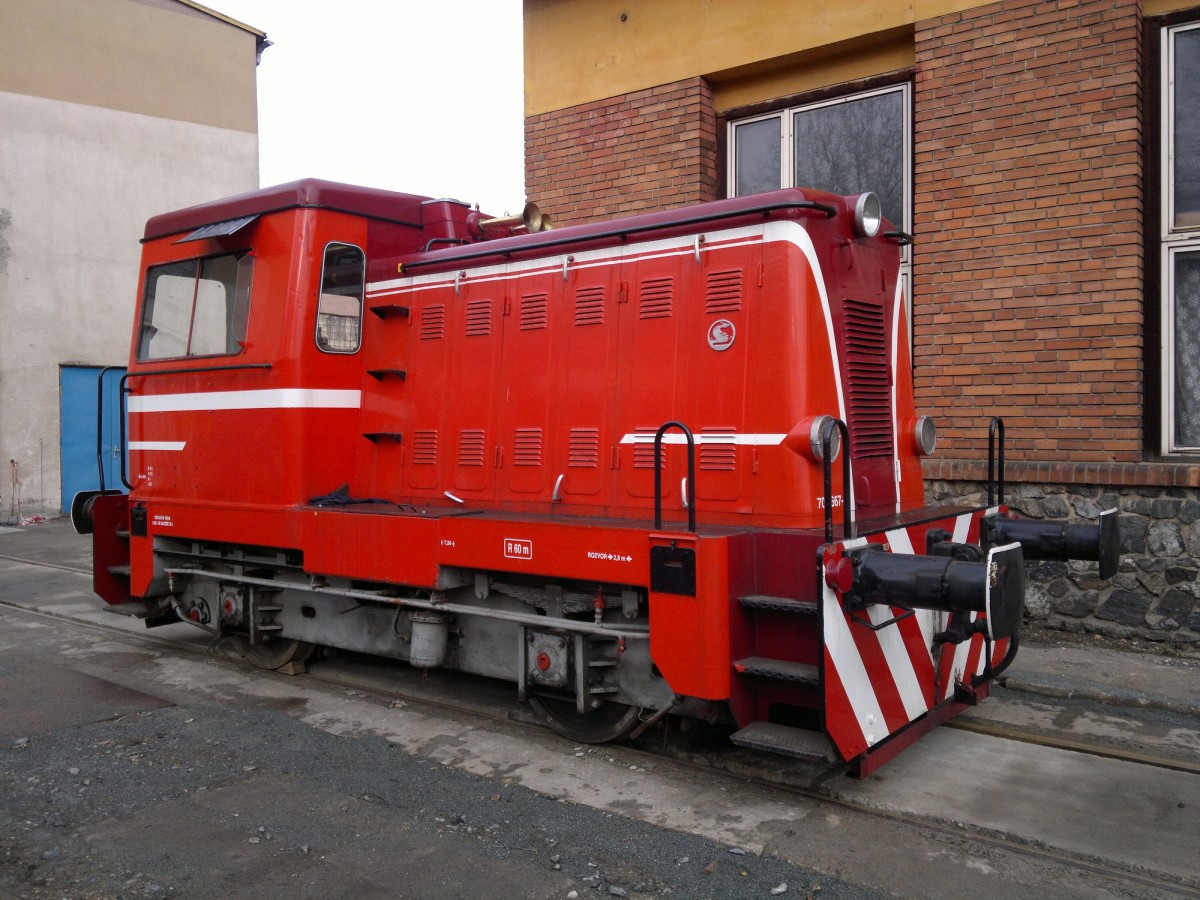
{"left": 206, "top": 1, "right": 526, "bottom": 215}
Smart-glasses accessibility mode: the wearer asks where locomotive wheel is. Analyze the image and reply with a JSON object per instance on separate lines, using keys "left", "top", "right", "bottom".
{"left": 229, "top": 635, "right": 315, "bottom": 671}
{"left": 528, "top": 695, "right": 641, "bottom": 744}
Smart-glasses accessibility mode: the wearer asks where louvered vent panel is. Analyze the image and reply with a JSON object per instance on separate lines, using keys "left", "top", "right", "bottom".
{"left": 458, "top": 429, "right": 486, "bottom": 466}
{"left": 705, "top": 269, "right": 743, "bottom": 314}
{"left": 513, "top": 428, "right": 543, "bottom": 466}
{"left": 639, "top": 277, "right": 674, "bottom": 319}
{"left": 420, "top": 305, "right": 446, "bottom": 340}
{"left": 632, "top": 428, "right": 657, "bottom": 468}
{"left": 466, "top": 299, "right": 493, "bottom": 336}
{"left": 520, "top": 293, "right": 549, "bottom": 331}
{"left": 412, "top": 430, "right": 438, "bottom": 465}
{"left": 842, "top": 297, "right": 893, "bottom": 459}
{"left": 568, "top": 428, "right": 600, "bottom": 468}
{"left": 699, "top": 428, "right": 737, "bottom": 471}
{"left": 575, "top": 285, "right": 605, "bottom": 326}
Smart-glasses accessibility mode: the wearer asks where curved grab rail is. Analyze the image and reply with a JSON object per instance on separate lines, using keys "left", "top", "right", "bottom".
{"left": 119, "top": 362, "right": 274, "bottom": 491}
{"left": 987, "top": 417, "right": 1005, "bottom": 508}
{"left": 822, "top": 418, "right": 853, "bottom": 544}
{"left": 94, "top": 365, "right": 126, "bottom": 493}
{"left": 653, "top": 421, "right": 696, "bottom": 533}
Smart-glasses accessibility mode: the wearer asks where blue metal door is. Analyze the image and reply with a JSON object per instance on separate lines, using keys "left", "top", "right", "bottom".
{"left": 60, "top": 366, "right": 126, "bottom": 513}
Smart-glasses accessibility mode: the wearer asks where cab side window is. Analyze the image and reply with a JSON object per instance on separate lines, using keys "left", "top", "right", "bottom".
{"left": 316, "top": 242, "right": 365, "bottom": 353}
{"left": 138, "top": 253, "right": 253, "bottom": 361}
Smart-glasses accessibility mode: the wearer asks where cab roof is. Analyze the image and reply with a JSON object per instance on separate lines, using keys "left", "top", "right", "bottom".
{"left": 142, "top": 179, "right": 430, "bottom": 241}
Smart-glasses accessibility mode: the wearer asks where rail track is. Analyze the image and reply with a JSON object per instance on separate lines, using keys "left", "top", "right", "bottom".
{"left": 2, "top": 551, "right": 1199, "bottom": 898}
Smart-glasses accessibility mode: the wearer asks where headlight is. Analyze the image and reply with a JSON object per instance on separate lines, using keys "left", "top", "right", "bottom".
{"left": 912, "top": 416, "right": 937, "bottom": 455}
{"left": 853, "top": 192, "right": 882, "bottom": 238}
{"left": 809, "top": 415, "right": 842, "bottom": 462}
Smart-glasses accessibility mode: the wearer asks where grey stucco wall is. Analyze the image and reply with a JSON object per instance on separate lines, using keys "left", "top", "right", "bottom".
{"left": 0, "top": 90, "right": 257, "bottom": 518}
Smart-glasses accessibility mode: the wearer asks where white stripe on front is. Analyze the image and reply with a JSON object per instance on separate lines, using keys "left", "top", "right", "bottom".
{"left": 944, "top": 613, "right": 979, "bottom": 700}
{"left": 128, "top": 441, "right": 186, "bottom": 451}
{"left": 878, "top": 528, "right": 931, "bottom": 720}
{"left": 128, "top": 389, "right": 362, "bottom": 413}
{"left": 823, "top": 580, "right": 887, "bottom": 746}
{"left": 619, "top": 432, "right": 786, "bottom": 446}
{"left": 367, "top": 227, "right": 770, "bottom": 296}
{"left": 952, "top": 512, "right": 972, "bottom": 545}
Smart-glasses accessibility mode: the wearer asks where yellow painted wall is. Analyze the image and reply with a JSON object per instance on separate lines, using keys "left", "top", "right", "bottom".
{"left": 524, "top": 0, "right": 992, "bottom": 116}
{"left": 525, "top": 0, "right": 1200, "bottom": 116}
{"left": 1147, "top": 0, "right": 1200, "bottom": 14}
{"left": 0, "top": 0, "right": 260, "bottom": 133}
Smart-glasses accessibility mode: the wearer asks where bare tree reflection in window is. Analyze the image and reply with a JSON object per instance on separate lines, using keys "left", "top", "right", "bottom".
{"left": 793, "top": 92, "right": 905, "bottom": 230}
{"left": 1175, "top": 29, "right": 1200, "bottom": 229}
{"left": 735, "top": 118, "right": 782, "bottom": 196}
{"left": 1175, "top": 252, "right": 1200, "bottom": 447}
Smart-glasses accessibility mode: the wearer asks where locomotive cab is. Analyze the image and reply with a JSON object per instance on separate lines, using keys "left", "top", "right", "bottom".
{"left": 81, "top": 179, "right": 1120, "bottom": 776}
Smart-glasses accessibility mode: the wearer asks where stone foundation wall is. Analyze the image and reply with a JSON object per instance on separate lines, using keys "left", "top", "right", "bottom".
{"left": 926, "top": 479, "right": 1200, "bottom": 646}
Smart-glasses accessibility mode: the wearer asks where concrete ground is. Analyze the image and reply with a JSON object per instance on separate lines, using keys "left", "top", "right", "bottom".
{"left": 1, "top": 520, "right": 1197, "bottom": 899}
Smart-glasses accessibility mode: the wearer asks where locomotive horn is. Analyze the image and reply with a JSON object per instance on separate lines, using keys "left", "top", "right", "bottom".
{"left": 835, "top": 542, "right": 1026, "bottom": 641}
{"left": 479, "top": 201, "right": 553, "bottom": 234}
{"left": 987, "top": 508, "right": 1120, "bottom": 579}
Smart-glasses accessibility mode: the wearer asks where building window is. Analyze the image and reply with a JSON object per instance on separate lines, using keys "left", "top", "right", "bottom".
{"left": 138, "top": 253, "right": 253, "bottom": 361}
{"left": 315, "top": 242, "right": 365, "bottom": 354}
{"left": 729, "top": 84, "right": 911, "bottom": 329}
{"left": 1163, "top": 22, "right": 1200, "bottom": 452}
{"left": 729, "top": 84, "right": 911, "bottom": 239}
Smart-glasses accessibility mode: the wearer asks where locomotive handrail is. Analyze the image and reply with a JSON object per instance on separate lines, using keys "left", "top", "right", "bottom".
{"left": 119, "top": 363, "right": 273, "bottom": 491}
{"left": 822, "top": 418, "right": 853, "bottom": 544}
{"left": 883, "top": 230, "right": 914, "bottom": 246}
{"left": 398, "top": 198, "right": 838, "bottom": 273}
{"left": 423, "top": 237, "right": 469, "bottom": 251}
{"left": 94, "top": 365, "right": 126, "bottom": 494}
{"left": 123, "top": 362, "right": 273, "bottom": 379}
{"left": 987, "top": 416, "right": 1005, "bottom": 507}
{"left": 653, "top": 421, "right": 696, "bottom": 533}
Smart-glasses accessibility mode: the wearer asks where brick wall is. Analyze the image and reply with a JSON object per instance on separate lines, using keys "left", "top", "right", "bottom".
{"left": 912, "top": 0, "right": 1144, "bottom": 463}
{"left": 524, "top": 77, "right": 718, "bottom": 226}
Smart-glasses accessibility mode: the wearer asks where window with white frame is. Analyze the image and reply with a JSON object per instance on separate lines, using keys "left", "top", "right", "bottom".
{"left": 730, "top": 85, "right": 910, "bottom": 229}
{"left": 1163, "top": 22, "right": 1200, "bottom": 452}
{"left": 729, "top": 83, "right": 913, "bottom": 313}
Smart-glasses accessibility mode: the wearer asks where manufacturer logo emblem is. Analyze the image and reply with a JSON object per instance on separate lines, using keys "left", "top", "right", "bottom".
{"left": 504, "top": 538, "right": 533, "bottom": 560}
{"left": 707, "top": 318, "right": 736, "bottom": 352}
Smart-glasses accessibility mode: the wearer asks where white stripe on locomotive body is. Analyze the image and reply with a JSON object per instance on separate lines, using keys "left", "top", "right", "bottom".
{"left": 128, "top": 441, "right": 187, "bottom": 451}
{"left": 891, "top": 272, "right": 905, "bottom": 514}
{"left": 761, "top": 221, "right": 855, "bottom": 520}
{"left": 367, "top": 226, "right": 770, "bottom": 297}
{"left": 619, "top": 433, "right": 787, "bottom": 446}
{"left": 127, "top": 389, "right": 362, "bottom": 414}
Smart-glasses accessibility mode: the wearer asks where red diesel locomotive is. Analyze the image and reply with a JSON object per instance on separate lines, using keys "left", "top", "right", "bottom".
{"left": 78, "top": 180, "right": 1119, "bottom": 775}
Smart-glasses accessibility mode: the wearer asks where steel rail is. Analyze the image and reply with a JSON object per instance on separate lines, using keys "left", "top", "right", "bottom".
{"left": 945, "top": 716, "right": 1200, "bottom": 776}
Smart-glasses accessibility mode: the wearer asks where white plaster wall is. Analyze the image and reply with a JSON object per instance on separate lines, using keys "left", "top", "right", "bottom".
{"left": 0, "top": 90, "right": 258, "bottom": 518}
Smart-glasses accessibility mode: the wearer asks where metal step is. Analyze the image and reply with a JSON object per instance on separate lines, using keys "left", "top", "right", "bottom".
{"left": 738, "top": 595, "right": 819, "bottom": 615}
{"left": 733, "top": 656, "right": 819, "bottom": 685}
{"left": 107, "top": 564, "right": 131, "bottom": 577}
{"left": 730, "top": 722, "right": 836, "bottom": 762}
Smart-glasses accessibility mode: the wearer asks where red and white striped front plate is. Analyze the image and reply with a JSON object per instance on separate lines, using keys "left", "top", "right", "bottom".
{"left": 821, "top": 509, "right": 1012, "bottom": 761}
